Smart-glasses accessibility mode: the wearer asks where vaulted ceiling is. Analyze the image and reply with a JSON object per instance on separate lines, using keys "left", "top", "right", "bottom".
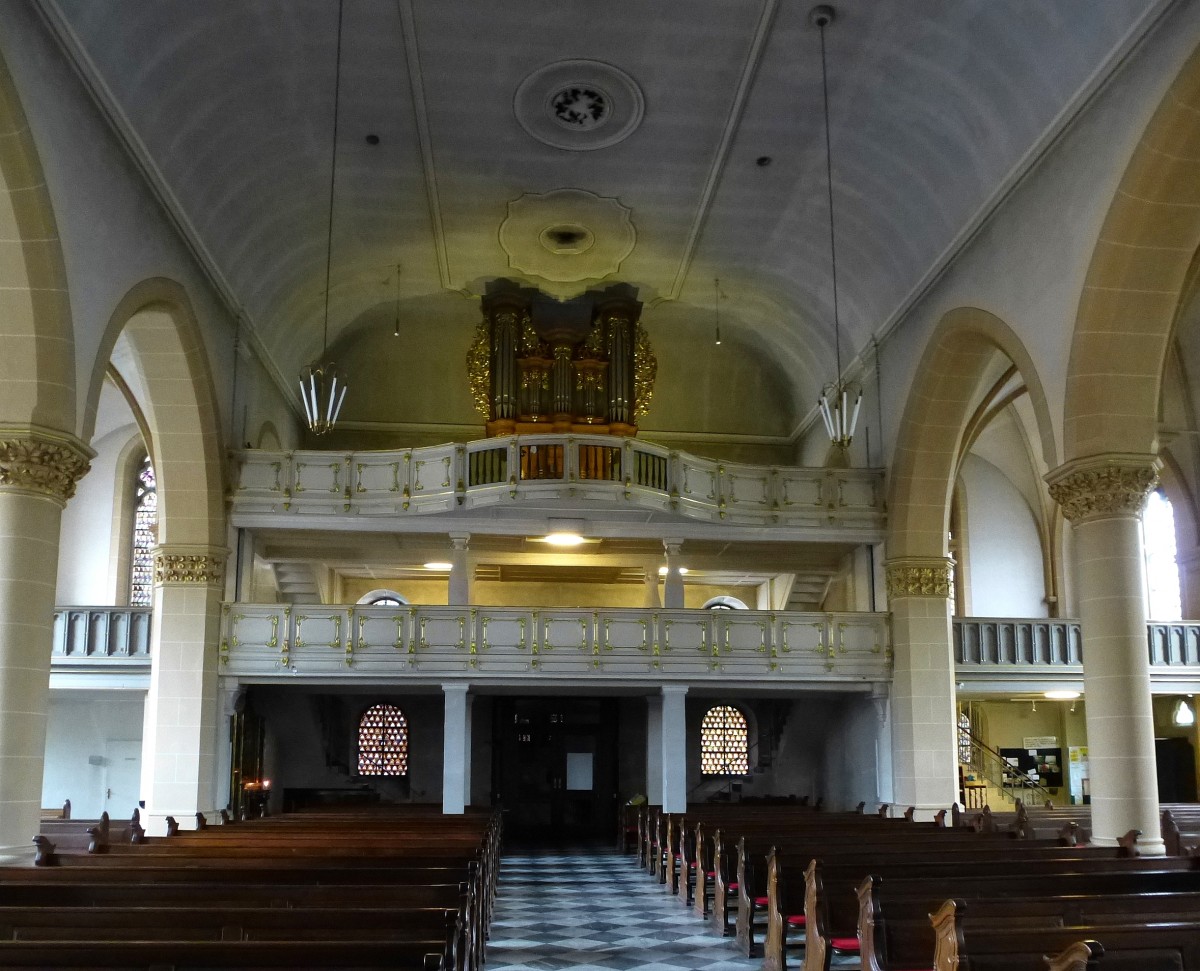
{"left": 43, "top": 0, "right": 1166, "bottom": 439}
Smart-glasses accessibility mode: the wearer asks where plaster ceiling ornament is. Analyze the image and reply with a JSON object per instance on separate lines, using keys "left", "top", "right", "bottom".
{"left": 514, "top": 59, "right": 644, "bottom": 151}
{"left": 499, "top": 189, "right": 636, "bottom": 289}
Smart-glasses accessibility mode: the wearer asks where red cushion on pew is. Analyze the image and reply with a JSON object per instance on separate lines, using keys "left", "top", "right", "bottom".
{"left": 705, "top": 871, "right": 715, "bottom": 877}
{"left": 728, "top": 882, "right": 738, "bottom": 890}
{"left": 830, "top": 937, "right": 860, "bottom": 952}
{"left": 786, "top": 914, "right": 806, "bottom": 927}
{"left": 755, "top": 896, "right": 769, "bottom": 906}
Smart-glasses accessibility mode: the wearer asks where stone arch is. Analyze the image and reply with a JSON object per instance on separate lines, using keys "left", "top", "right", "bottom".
{"left": 84, "top": 278, "right": 224, "bottom": 548}
{"left": 1064, "top": 42, "right": 1200, "bottom": 461}
{"left": 0, "top": 48, "right": 75, "bottom": 431}
{"left": 888, "top": 307, "right": 1058, "bottom": 560}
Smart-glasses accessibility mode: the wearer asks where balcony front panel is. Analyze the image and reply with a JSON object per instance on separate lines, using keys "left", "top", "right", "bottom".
{"left": 231, "top": 434, "right": 886, "bottom": 533}
{"left": 218, "top": 604, "right": 891, "bottom": 687}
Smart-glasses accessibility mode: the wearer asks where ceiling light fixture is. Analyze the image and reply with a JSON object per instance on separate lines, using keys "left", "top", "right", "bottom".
{"left": 657, "top": 566, "right": 689, "bottom": 576}
{"left": 812, "top": 5, "right": 862, "bottom": 453}
{"left": 543, "top": 532, "right": 586, "bottom": 547}
{"left": 423, "top": 561, "right": 453, "bottom": 571}
{"left": 393, "top": 263, "right": 401, "bottom": 338}
{"left": 299, "top": 0, "right": 349, "bottom": 436}
{"left": 713, "top": 277, "right": 723, "bottom": 346}
{"left": 1044, "top": 690, "right": 1080, "bottom": 701}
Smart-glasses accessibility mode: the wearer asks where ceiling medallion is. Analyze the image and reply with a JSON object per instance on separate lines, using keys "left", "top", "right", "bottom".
{"left": 514, "top": 59, "right": 644, "bottom": 151}
{"left": 500, "top": 189, "right": 636, "bottom": 291}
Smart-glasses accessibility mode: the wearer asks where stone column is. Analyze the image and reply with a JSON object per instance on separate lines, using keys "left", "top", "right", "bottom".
{"left": 1047, "top": 454, "right": 1163, "bottom": 854}
{"left": 0, "top": 429, "right": 90, "bottom": 861}
{"left": 661, "top": 685, "right": 688, "bottom": 812}
{"left": 442, "top": 683, "right": 471, "bottom": 814}
{"left": 645, "top": 695, "right": 663, "bottom": 805}
{"left": 885, "top": 557, "right": 959, "bottom": 816}
{"left": 448, "top": 532, "right": 471, "bottom": 606}
{"left": 142, "top": 546, "right": 226, "bottom": 835}
{"left": 663, "top": 539, "right": 685, "bottom": 610}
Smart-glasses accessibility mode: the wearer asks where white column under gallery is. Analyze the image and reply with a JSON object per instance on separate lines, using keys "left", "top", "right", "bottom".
{"left": 646, "top": 695, "right": 663, "bottom": 806}
{"left": 1048, "top": 455, "right": 1163, "bottom": 853}
{"left": 443, "top": 683, "right": 472, "bottom": 814}
{"left": 661, "top": 685, "right": 688, "bottom": 813}
{"left": 141, "top": 547, "right": 227, "bottom": 834}
{"left": 0, "top": 430, "right": 90, "bottom": 860}
{"left": 448, "top": 533, "right": 471, "bottom": 606}
{"left": 884, "top": 558, "right": 959, "bottom": 816}
{"left": 663, "top": 540, "right": 685, "bottom": 610}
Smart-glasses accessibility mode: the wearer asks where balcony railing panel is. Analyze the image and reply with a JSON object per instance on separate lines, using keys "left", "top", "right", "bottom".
{"left": 231, "top": 434, "right": 886, "bottom": 532}
{"left": 51, "top": 608, "right": 151, "bottom": 661}
{"left": 218, "top": 604, "right": 891, "bottom": 685}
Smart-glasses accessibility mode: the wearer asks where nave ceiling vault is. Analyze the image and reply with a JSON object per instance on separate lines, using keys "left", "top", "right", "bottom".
{"left": 34, "top": 0, "right": 1171, "bottom": 441}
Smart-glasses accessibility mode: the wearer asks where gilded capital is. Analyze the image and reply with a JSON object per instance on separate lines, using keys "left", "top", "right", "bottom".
{"left": 1046, "top": 454, "right": 1160, "bottom": 525}
{"left": 885, "top": 557, "right": 954, "bottom": 599}
{"left": 0, "top": 425, "right": 93, "bottom": 504}
{"left": 153, "top": 546, "right": 227, "bottom": 586}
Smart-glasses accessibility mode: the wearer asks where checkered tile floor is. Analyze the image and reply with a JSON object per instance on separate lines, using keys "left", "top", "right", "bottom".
{"left": 486, "top": 847, "right": 762, "bottom": 971}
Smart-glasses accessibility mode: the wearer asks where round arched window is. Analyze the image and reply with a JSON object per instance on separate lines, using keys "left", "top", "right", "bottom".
{"left": 358, "top": 704, "right": 409, "bottom": 776}
{"left": 700, "top": 705, "right": 749, "bottom": 775}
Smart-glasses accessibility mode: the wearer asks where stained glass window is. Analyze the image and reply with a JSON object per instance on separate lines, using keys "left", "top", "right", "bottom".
{"left": 958, "top": 709, "right": 973, "bottom": 766}
{"left": 700, "top": 705, "right": 749, "bottom": 775}
{"left": 130, "top": 455, "right": 157, "bottom": 607}
{"left": 358, "top": 704, "right": 408, "bottom": 776}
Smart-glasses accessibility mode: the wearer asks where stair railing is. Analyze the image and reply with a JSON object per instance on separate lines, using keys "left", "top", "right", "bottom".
{"left": 962, "top": 727, "right": 1057, "bottom": 807}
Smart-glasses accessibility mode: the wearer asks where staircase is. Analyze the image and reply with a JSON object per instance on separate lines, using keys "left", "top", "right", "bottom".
{"left": 962, "top": 726, "right": 1056, "bottom": 807}
{"left": 272, "top": 562, "right": 321, "bottom": 603}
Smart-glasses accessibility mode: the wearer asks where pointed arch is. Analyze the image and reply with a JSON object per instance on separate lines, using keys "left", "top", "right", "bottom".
{"left": 1064, "top": 42, "right": 1200, "bottom": 461}
{"left": 888, "top": 307, "right": 1058, "bottom": 560}
{"left": 0, "top": 46, "right": 75, "bottom": 430}
{"left": 84, "top": 278, "right": 225, "bottom": 547}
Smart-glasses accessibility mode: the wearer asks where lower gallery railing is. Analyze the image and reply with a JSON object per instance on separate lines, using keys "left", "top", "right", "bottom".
{"left": 216, "top": 605, "right": 891, "bottom": 684}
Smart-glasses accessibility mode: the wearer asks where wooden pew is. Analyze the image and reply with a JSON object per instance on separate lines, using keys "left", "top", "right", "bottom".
{"left": 930, "top": 898, "right": 1200, "bottom": 971}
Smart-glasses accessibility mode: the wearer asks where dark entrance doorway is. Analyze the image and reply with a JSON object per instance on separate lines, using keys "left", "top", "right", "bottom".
{"left": 492, "top": 697, "right": 619, "bottom": 841}
{"left": 1156, "top": 736, "right": 1199, "bottom": 803}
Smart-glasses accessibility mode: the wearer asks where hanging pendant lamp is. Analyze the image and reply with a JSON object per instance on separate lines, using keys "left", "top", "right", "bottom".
{"left": 811, "top": 4, "right": 862, "bottom": 452}
{"left": 300, "top": 0, "right": 349, "bottom": 435}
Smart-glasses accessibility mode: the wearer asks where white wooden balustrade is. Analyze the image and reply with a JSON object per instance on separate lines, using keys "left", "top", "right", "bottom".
{"left": 230, "top": 434, "right": 885, "bottom": 531}
{"left": 217, "top": 604, "right": 891, "bottom": 686}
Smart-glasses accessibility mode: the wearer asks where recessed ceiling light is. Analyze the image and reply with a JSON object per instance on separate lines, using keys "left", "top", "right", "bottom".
{"left": 423, "top": 561, "right": 453, "bottom": 571}
{"left": 1044, "top": 690, "right": 1080, "bottom": 701}
{"left": 543, "top": 532, "right": 586, "bottom": 547}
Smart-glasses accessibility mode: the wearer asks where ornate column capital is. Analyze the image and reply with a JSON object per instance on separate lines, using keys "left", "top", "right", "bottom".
{"left": 0, "top": 425, "right": 93, "bottom": 504}
{"left": 1046, "top": 454, "right": 1160, "bottom": 525}
{"left": 153, "top": 545, "right": 227, "bottom": 587}
{"left": 885, "top": 556, "right": 954, "bottom": 599}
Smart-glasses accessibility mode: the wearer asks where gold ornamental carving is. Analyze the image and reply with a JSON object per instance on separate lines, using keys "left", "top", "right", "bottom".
{"left": 1046, "top": 455, "right": 1160, "bottom": 525}
{"left": 466, "top": 320, "right": 491, "bottom": 418}
{"left": 153, "top": 549, "right": 226, "bottom": 586}
{"left": 0, "top": 426, "right": 92, "bottom": 504}
{"left": 633, "top": 324, "right": 657, "bottom": 422}
{"left": 885, "top": 558, "right": 954, "bottom": 599}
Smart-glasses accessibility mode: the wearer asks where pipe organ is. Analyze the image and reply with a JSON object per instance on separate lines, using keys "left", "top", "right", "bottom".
{"left": 469, "top": 280, "right": 657, "bottom": 437}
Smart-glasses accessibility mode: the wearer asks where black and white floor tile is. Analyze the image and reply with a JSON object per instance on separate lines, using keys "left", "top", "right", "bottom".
{"left": 486, "top": 847, "right": 762, "bottom": 971}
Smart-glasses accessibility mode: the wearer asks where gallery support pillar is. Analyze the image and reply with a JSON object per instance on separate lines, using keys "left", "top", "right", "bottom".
{"left": 0, "top": 429, "right": 90, "bottom": 861}
{"left": 448, "top": 533, "right": 471, "bottom": 606}
{"left": 885, "top": 557, "right": 959, "bottom": 817}
{"left": 645, "top": 695, "right": 663, "bottom": 805}
{"left": 141, "top": 547, "right": 227, "bottom": 836}
{"left": 663, "top": 539, "right": 685, "bottom": 610}
{"left": 443, "top": 683, "right": 472, "bottom": 814}
{"left": 661, "top": 685, "right": 688, "bottom": 813}
{"left": 1048, "top": 455, "right": 1163, "bottom": 854}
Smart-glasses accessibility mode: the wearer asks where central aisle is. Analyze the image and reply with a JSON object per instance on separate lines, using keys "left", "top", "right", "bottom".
{"left": 486, "top": 847, "right": 762, "bottom": 971}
